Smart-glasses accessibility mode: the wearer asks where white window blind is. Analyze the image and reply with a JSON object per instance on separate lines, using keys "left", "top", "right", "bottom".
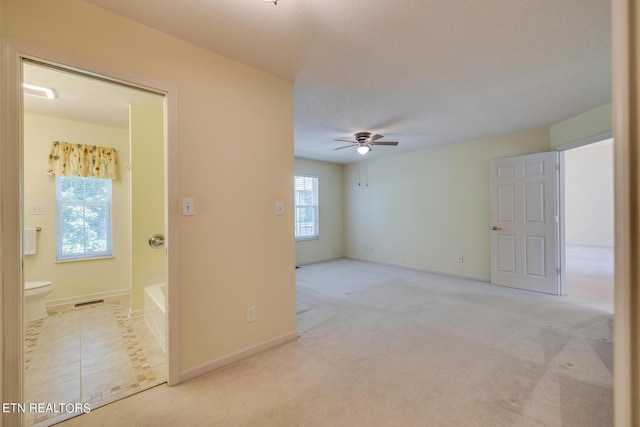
{"left": 294, "top": 175, "right": 319, "bottom": 239}
{"left": 56, "top": 176, "right": 113, "bottom": 261}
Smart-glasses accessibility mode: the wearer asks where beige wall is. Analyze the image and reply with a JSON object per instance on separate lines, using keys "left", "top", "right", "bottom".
{"left": 550, "top": 103, "right": 612, "bottom": 149}
{"left": 23, "top": 113, "right": 131, "bottom": 300}
{"left": 294, "top": 158, "right": 345, "bottom": 265}
{"left": 2, "top": 0, "right": 295, "bottom": 377}
{"left": 130, "top": 104, "right": 165, "bottom": 314}
{"left": 344, "top": 128, "right": 550, "bottom": 280}
{"left": 564, "top": 139, "right": 614, "bottom": 247}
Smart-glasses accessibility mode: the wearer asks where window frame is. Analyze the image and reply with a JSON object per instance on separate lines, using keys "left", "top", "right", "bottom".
{"left": 55, "top": 176, "right": 113, "bottom": 261}
{"left": 294, "top": 174, "right": 319, "bottom": 240}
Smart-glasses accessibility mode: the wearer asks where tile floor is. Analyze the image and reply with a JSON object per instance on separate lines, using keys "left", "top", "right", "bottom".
{"left": 23, "top": 295, "right": 166, "bottom": 426}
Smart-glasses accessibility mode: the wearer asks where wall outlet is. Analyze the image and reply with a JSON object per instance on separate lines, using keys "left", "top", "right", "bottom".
{"left": 246, "top": 306, "right": 256, "bottom": 322}
{"left": 457, "top": 255, "right": 464, "bottom": 263}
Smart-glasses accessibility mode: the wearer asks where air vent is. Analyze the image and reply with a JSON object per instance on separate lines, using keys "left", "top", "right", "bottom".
{"left": 74, "top": 299, "right": 104, "bottom": 307}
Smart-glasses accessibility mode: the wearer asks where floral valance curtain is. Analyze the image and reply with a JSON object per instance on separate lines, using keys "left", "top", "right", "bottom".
{"left": 47, "top": 141, "right": 119, "bottom": 180}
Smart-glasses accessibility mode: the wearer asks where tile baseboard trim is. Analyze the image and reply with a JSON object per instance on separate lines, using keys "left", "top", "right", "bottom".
{"left": 45, "top": 288, "right": 129, "bottom": 308}
{"left": 178, "top": 331, "right": 298, "bottom": 384}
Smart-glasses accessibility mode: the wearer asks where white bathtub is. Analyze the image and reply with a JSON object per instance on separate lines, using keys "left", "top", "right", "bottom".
{"left": 144, "top": 283, "right": 166, "bottom": 352}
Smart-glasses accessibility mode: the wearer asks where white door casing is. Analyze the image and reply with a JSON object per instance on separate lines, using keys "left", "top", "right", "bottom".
{"left": 2, "top": 38, "right": 180, "bottom": 427}
{"left": 490, "top": 151, "right": 560, "bottom": 295}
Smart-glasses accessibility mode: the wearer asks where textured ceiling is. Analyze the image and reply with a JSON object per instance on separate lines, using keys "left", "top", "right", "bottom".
{"left": 79, "top": 0, "right": 610, "bottom": 163}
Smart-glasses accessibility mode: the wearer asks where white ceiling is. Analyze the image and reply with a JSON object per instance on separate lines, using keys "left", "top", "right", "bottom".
{"left": 23, "top": 62, "right": 164, "bottom": 129}
{"left": 58, "top": 1, "right": 611, "bottom": 163}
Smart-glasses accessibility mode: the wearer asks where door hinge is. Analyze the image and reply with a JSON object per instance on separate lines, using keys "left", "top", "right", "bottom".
{"left": 556, "top": 267, "right": 561, "bottom": 275}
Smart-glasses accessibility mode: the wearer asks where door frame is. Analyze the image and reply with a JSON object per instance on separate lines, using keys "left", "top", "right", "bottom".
{"left": 555, "top": 131, "right": 614, "bottom": 297}
{"left": 1, "top": 37, "right": 181, "bottom": 425}
{"left": 612, "top": 0, "right": 639, "bottom": 423}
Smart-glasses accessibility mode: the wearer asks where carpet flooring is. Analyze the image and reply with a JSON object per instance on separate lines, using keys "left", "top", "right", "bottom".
{"left": 56, "top": 258, "right": 613, "bottom": 426}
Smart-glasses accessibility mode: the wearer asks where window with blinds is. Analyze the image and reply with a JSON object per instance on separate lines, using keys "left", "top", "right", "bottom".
{"left": 294, "top": 175, "right": 319, "bottom": 239}
{"left": 56, "top": 176, "right": 113, "bottom": 260}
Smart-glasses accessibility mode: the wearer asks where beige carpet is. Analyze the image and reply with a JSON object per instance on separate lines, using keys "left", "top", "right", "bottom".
{"left": 56, "top": 259, "right": 613, "bottom": 426}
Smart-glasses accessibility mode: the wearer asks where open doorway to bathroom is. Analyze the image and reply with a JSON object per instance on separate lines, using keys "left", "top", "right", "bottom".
{"left": 21, "top": 60, "right": 168, "bottom": 426}
{"left": 562, "top": 138, "right": 614, "bottom": 313}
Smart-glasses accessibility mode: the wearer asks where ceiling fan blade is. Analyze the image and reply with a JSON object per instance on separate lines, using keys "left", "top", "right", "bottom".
{"left": 334, "top": 138, "right": 355, "bottom": 143}
{"left": 334, "top": 144, "right": 357, "bottom": 150}
{"left": 370, "top": 134, "right": 384, "bottom": 141}
{"left": 371, "top": 141, "right": 399, "bottom": 146}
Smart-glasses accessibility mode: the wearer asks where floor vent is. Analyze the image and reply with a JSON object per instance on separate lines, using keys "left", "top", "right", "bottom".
{"left": 74, "top": 299, "right": 104, "bottom": 307}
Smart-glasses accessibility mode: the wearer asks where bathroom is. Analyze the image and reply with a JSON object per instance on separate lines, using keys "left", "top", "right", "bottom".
{"left": 22, "top": 62, "right": 167, "bottom": 425}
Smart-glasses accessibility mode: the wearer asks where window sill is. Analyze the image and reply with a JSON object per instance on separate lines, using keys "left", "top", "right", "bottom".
{"left": 295, "top": 237, "right": 319, "bottom": 242}
{"left": 55, "top": 255, "right": 114, "bottom": 264}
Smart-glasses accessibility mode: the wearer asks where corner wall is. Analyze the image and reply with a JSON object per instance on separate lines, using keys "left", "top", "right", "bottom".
{"left": 294, "top": 158, "right": 344, "bottom": 265}
{"left": 344, "top": 128, "right": 550, "bottom": 280}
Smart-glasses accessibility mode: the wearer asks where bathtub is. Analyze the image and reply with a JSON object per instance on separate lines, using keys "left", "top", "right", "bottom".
{"left": 144, "top": 283, "right": 166, "bottom": 352}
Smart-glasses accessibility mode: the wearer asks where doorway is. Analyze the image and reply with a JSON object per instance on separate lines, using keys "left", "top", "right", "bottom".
{"left": 562, "top": 138, "right": 614, "bottom": 313}
{"left": 21, "top": 60, "right": 168, "bottom": 425}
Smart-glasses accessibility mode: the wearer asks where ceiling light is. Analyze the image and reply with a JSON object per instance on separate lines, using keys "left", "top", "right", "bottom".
{"left": 357, "top": 145, "right": 371, "bottom": 155}
{"left": 260, "top": 0, "right": 278, "bottom": 4}
{"left": 23, "top": 83, "right": 56, "bottom": 99}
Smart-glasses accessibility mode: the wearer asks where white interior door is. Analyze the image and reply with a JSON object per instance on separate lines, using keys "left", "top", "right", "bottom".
{"left": 490, "top": 151, "right": 560, "bottom": 295}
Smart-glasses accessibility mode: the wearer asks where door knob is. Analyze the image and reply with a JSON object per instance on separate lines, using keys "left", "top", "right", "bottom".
{"left": 491, "top": 226, "right": 502, "bottom": 231}
{"left": 148, "top": 234, "right": 165, "bottom": 248}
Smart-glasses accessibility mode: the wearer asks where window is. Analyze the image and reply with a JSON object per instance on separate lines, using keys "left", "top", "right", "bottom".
{"left": 294, "top": 175, "right": 319, "bottom": 239}
{"left": 56, "top": 176, "right": 112, "bottom": 260}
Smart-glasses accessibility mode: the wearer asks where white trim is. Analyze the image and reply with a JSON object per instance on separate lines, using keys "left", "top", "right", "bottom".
{"left": 295, "top": 256, "right": 343, "bottom": 267}
{"left": 178, "top": 331, "right": 298, "bottom": 384}
{"left": 45, "top": 288, "right": 129, "bottom": 308}
{"left": 1, "top": 36, "right": 25, "bottom": 427}
{"left": 612, "top": 0, "right": 638, "bottom": 424}
{"left": 128, "top": 308, "right": 145, "bottom": 319}
{"left": 1, "top": 38, "right": 181, "bottom": 427}
{"left": 554, "top": 130, "right": 613, "bottom": 152}
{"left": 345, "top": 256, "right": 490, "bottom": 282}
{"left": 558, "top": 151, "right": 567, "bottom": 296}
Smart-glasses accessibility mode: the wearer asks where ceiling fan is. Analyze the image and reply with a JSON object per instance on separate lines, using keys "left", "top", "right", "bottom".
{"left": 334, "top": 132, "right": 399, "bottom": 155}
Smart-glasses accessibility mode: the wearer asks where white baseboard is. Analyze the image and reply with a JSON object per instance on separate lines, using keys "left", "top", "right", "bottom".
{"left": 129, "top": 308, "right": 145, "bottom": 319}
{"left": 45, "top": 288, "right": 129, "bottom": 307}
{"left": 178, "top": 330, "right": 298, "bottom": 384}
{"left": 295, "top": 256, "right": 343, "bottom": 267}
{"left": 346, "top": 256, "right": 490, "bottom": 282}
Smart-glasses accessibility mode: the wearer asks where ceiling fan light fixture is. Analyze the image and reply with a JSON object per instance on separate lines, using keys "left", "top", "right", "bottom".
{"left": 357, "top": 145, "right": 371, "bottom": 155}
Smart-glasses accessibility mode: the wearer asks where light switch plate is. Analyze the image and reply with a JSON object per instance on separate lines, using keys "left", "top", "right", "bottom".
{"left": 29, "top": 204, "right": 45, "bottom": 215}
{"left": 182, "top": 198, "right": 194, "bottom": 216}
{"left": 275, "top": 201, "right": 284, "bottom": 216}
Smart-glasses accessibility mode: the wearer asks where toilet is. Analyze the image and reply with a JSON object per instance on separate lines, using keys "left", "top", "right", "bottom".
{"left": 24, "top": 281, "right": 54, "bottom": 322}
